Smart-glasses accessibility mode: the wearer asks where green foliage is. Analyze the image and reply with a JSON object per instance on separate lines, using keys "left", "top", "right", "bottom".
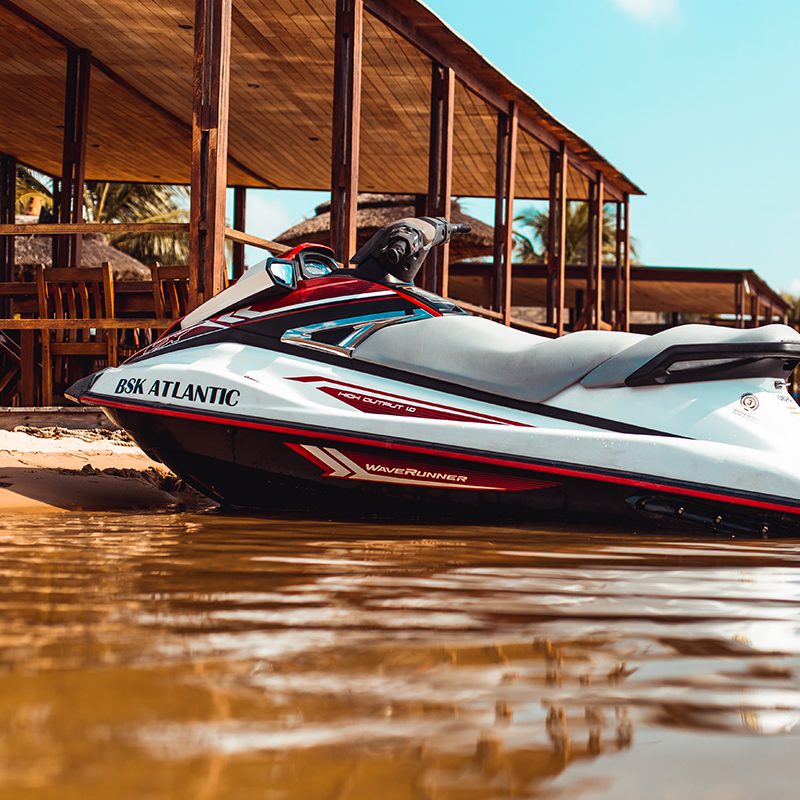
{"left": 83, "top": 181, "right": 189, "bottom": 265}
{"left": 513, "top": 202, "right": 637, "bottom": 264}
{"left": 14, "top": 166, "right": 189, "bottom": 265}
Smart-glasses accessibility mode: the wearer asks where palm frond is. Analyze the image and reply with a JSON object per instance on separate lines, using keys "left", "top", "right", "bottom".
{"left": 512, "top": 202, "right": 638, "bottom": 265}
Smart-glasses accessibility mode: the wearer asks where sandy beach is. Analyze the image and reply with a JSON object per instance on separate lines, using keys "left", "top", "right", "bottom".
{"left": 0, "top": 426, "right": 198, "bottom": 513}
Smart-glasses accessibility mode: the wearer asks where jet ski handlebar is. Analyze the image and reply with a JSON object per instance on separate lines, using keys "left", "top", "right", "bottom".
{"left": 351, "top": 216, "right": 471, "bottom": 285}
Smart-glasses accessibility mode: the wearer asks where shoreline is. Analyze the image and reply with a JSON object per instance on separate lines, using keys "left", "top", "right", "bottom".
{"left": 0, "top": 427, "right": 203, "bottom": 513}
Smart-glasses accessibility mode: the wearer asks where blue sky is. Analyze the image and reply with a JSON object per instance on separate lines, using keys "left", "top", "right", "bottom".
{"left": 243, "top": 0, "right": 800, "bottom": 292}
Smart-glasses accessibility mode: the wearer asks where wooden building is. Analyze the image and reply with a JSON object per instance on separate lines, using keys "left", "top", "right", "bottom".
{"left": 0, "top": 0, "right": 642, "bottom": 338}
{"left": 449, "top": 262, "right": 792, "bottom": 332}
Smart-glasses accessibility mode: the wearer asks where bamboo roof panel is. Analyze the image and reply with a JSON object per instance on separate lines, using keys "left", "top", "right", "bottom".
{"left": 4, "top": 0, "right": 641, "bottom": 198}
{"left": 360, "top": 11, "right": 430, "bottom": 193}
{"left": 0, "top": 6, "right": 66, "bottom": 177}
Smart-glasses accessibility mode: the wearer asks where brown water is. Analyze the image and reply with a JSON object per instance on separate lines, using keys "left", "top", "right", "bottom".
{"left": 1, "top": 514, "right": 799, "bottom": 799}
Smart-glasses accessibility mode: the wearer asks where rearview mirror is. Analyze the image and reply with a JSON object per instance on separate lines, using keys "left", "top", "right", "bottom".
{"left": 266, "top": 258, "right": 297, "bottom": 291}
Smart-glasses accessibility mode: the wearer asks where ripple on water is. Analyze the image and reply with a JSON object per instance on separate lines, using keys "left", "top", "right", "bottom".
{"left": 0, "top": 513, "right": 798, "bottom": 799}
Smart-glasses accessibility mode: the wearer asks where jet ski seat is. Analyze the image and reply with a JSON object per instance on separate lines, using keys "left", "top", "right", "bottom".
{"left": 352, "top": 314, "right": 645, "bottom": 403}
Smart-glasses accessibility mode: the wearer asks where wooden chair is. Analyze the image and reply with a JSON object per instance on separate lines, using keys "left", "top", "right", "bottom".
{"left": 36, "top": 263, "right": 118, "bottom": 405}
{"left": 149, "top": 263, "right": 190, "bottom": 319}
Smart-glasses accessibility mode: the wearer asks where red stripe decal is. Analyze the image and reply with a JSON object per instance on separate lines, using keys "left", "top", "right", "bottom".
{"left": 287, "top": 443, "right": 557, "bottom": 491}
{"left": 81, "top": 395, "right": 800, "bottom": 516}
{"left": 387, "top": 287, "right": 442, "bottom": 316}
{"left": 288, "top": 376, "right": 530, "bottom": 427}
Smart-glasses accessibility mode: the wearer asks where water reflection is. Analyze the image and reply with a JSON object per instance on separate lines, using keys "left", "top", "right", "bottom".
{"left": 0, "top": 514, "right": 798, "bottom": 798}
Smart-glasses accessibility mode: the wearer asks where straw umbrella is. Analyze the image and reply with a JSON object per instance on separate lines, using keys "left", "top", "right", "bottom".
{"left": 13, "top": 216, "right": 151, "bottom": 281}
{"left": 276, "top": 194, "right": 494, "bottom": 261}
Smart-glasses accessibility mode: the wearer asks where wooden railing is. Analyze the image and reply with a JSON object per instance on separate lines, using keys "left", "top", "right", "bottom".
{"left": 0, "top": 222, "right": 189, "bottom": 236}
{"left": 455, "top": 300, "right": 557, "bottom": 336}
{"left": 0, "top": 222, "right": 287, "bottom": 254}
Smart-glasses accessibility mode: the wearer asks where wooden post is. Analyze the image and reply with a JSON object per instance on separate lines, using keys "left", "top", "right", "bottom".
{"left": 621, "top": 193, "right": 631, "bottom": 332}
{"left": 546, "top": 144, "right": 569, "bottom": 335}
{"left": 546, "top": 151, "right": 558, "bottom": 326}
{"left": 0, "top": 153, "right": 14, "bottom": 319}
{"left": 232, "top": 186, "right": 247, "bottom": 279}
{"left": 735, "top": 277, "right": 746, "bottom": 329}
{"left": 0, "top": 153, "right": 14, "bottom": 279}
{"left": 613, "top": 202, "right": 622, "bottom": 329}
{"left": 492, "top": 103, "right": 518, "bottom": 324}
{"left": 329, "top": 0, "right": 363, "bottom": 265}
{"left": 750, "top": 293, "right": 759, "bottom": 328}
{"left": 584, "top": 179, "right": 596, "bottom": 329}
{"left": 593, "top": 172, "right": 604, "bottom": 329}
{"left": 189, "top": 0, "right": 233, "bottom": 308}
{"left": 57, "top": 48, "right": 90, "bottom": 268}
{"left": 422, "top": 62, "right": 455, "bottom": 295}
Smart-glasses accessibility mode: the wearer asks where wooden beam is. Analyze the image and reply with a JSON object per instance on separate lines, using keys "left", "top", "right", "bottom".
{"left": 423, "top": 62, "right": 455, "bottom": 295}
{"left": 189, "top": 0, "right": 232, "bottom": 308}
{"left": 330, "top": 0, "right": 363, "bottom": 264}
{"left": 0, "top": 318, "right": 174, "bottom": 330}
{"left": 56, "top": 48, "right": 90, "bottom": 268}
{"left": 232, "top": 186, "right": 247, "bottom": 278}
{"left": 492, "top": 103, "right": 518, "bottom": 325}
{"left": 223, "top": 227, "right": 286, "bottom": 254}
{"left": 0, "top": 222, "right": 188, "bottom": 235}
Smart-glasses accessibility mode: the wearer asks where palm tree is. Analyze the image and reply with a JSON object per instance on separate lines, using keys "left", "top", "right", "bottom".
{"left": 15, "top": 166, "right": 189, "bottom": 264}
{"left": 513, "top": 202, "right": 637, "bottom": 264}
{"left": 82, "top": 181, "right": 189, "bottom": 264}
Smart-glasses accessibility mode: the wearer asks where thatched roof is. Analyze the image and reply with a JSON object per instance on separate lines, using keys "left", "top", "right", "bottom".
{"left": 276, "top": 194, "right": 494, "bottom": 260}
{"left": 12, "top": 216, "right": 150, "bottom": 280}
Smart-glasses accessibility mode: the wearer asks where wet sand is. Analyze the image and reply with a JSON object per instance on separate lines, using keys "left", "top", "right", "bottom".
{"left": 0, "top": 428, "right": 193, "bottom": 512}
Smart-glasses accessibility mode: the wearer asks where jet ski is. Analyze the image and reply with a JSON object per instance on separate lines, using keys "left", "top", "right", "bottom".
{"left": 67, "top": 216, "right": 800, "bottom": 534}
